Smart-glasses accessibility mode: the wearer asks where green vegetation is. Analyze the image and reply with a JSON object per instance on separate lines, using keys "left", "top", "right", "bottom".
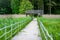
{"left": 0, "top": 0, "right": 33, "bottom": 14}
{"left": 38, "top": 17, "right": 60, "bottom": 40}
{"left": 44, "top": 0, "right": 60, "bottom": 14}
{"left": 11, "top": 0, "right": 20, "bottom": 14}
{"left": 11, "top": 0, "right": 33, "bottom": 14}
{"left": 0, "top": 0, "right": 60, "bottom": 14}
{"left": 0, "top": 0, "right": 12, "bottom": 14}
{"left": 29, "top": 0, "right": 44, "bottom": 10}
{"left": 19, "top": 0, "right": 33, "bottom": 14}
{"left": 0, "top": 17, "right": 32, "bottom": 40}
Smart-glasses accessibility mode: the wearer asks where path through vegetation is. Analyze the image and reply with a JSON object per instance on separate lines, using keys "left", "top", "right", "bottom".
{"left": 12, "top": 18, "right": 42, "bottom": 40}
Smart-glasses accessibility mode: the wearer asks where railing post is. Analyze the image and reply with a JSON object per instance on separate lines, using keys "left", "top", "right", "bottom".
{"left": 5, "top": 26, "right": 6, "bottom": 40}
{"left": 11, "top": 20, "right": 13, "bottom": 38}
{"left": 18, "top": 23, "right": 19, "bottom": 33}
{"left": 11, "top": 26, "right": 12, "bottom": 38}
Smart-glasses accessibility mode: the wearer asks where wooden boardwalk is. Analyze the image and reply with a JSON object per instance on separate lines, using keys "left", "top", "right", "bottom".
{"left": 12, "top": 18, "right": 42, "bottom": 40}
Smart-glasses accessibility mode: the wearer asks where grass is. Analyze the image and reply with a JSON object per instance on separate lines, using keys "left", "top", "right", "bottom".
{"left": 38, "top": 17, "right": 60, "bottom": 40}
{"left": 0, "top": 17, "right": 32, "bottom": 40}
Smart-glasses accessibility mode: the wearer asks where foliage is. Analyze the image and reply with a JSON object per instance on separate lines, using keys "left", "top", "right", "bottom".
{"left": 39, "top": 17, "right": 60, "bottom": 40}
{"left": 11, "top": 0, "right": 20, "bottom": 14}
{"left": 0, "top": 0, "right": 12, "bottom": 14}
{"left": 29, "top": 0, "right": 44, "bottom": 10}
{"left": 0, "top": 17, "right": 32, "bottom": 40}
{"left": 19, "top": 0, "right": 33, "bottom": 14}
{"left": 0, "top": 0, "right": 60, "bottom": 14}
{"left": 44, "top": 0, "right": 60, "bottom": 14}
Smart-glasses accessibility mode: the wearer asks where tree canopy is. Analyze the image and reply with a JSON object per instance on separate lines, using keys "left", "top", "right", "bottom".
{"left": 19, "top": 0, "right": 33, "bottom": 14}
{"left": 0, "top": 0, "right": 60, "bottom": 14}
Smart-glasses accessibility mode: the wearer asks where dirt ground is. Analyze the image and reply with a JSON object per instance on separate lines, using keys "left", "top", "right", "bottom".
{"left": 0, "top": 14, "right": 60, "bottom": 18}
{"left": 0, "top": 14, "right": 28, "bottom": 18}
{"left": 43, "top": 14, "right": 60, "bottom": 18}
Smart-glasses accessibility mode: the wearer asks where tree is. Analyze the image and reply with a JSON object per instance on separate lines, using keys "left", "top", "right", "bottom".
{"left": 0, "top": 0, "right": 12, "bottom": 14}
{"left": 11, "top": 0, "right": 20, "bottom": 14}
{"left": 29, "top": 0, "right": 44, "bottom": 10}
{"left": 44, "top": 0, "right": 60, "bottom": 14}
{"left": 19, "top": 0, "right": 33, "bottom": 14}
